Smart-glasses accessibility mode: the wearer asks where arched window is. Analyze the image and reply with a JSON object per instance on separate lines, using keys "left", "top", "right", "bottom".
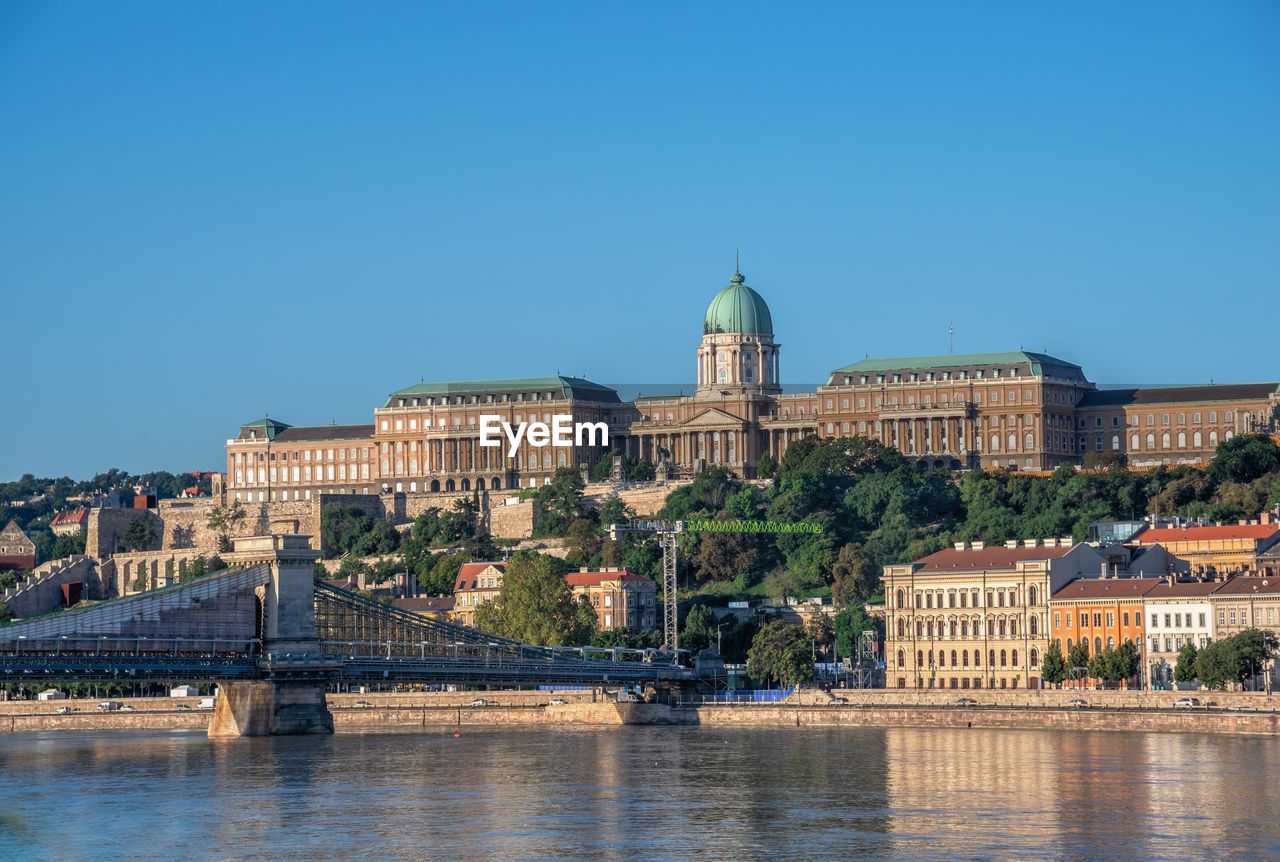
{"left": 897, "top": 618, "right": 905, "bottom": 638}
{"left": 961, "top": 620, "right": 968, "bottom": 637}
{"left": 1210, "top": 431, "right": 1219, "bottom": 446}
{"left": 1029, "top": 616, "right": 1038, "bottom": 635}
{"left": 1066, "top": 638, "right": 1073, "bottom": 651}
{"left": 991, "top": 434, "right": 1000, "bottom": 451}
{"left": 1000, "top": 650, "right": 1008, "bottom": 667}
{"left": 917, "top": 650, "right": 924, "bottom": 668}
{"left": 1028, "top": 586, "right": 1038, "bottom": 606}
{"left": 1012, "top": 650, "right": 1019, "bottom": 667}
{"left": 1025, "top": 433, "right": 1034, "bottom": 449}
{"left": 896, "top": 588, "right": 905, "bottom": 609}
{"left": 1008, "top": 433, "right": 1017, "bottom": 451}
{"left": 1193, "top": 431, "right": 1202, "bottom": 448}
{"left": 962, "top": 650, "right": 969, "bottom": 667}
{"left": 1161, "top": 432, "right": 1170, "bottom": 449}
{"left": 989, "top": 649, "right": 996, "bottom": 667}
{"left": 1177, "top": 431, "right": 1186, "bottom": 448}
{"left": 1094, "top": 637, "right": 1102, "bottom": 654}
{"left": 1030, "top": 648, "right": 1039, "bottom": 667}
{"left": 1111, "top": 434, "right": 1120, "bottom": 451}
{"left": 974, "top": 650, "right": 981, "bottom": 668}
{"left": 1225, "top": 430, "right": 1235, "bottom": 441}
{"left": 1146, "top": 433, "right": 1155, "bottom": 449}
{"left": 1010, "top": 619, "right": 1018, "bottom": 637}
{"left": 951, "top": 650, "right": 957, "bottom": 667}
{"left": 1131, "top": 433, "right": 1140, "bottom": 450}
{"left": 897, "top": 649, "right": 904, "bottom": 668}
{"left": 937, "top": 651, "right": 945, "bottom": 668}
{"left": 1107, "top": 637, "right": 1115, "bottom": 650}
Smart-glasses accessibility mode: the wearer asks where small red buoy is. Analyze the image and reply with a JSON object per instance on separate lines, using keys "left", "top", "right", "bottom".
{"left": 453, "top": 728, "right": 461, "bottom": 738}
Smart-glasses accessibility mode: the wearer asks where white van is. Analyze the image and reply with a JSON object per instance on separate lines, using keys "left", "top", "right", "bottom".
{"left": 197, "top": 697, "right": 216, "bottom": 710}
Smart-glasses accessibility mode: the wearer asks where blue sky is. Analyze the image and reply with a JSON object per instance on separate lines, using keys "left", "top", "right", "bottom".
{"left": 2, "top": 2, "right": 1277, "bottom": 480}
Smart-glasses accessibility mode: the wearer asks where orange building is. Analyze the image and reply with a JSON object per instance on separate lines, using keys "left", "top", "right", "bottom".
{"left": 1049, "top": 577, "right": 1159, "bottom": 687}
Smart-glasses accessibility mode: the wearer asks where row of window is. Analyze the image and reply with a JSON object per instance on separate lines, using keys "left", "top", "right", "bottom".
{"left": 898, "top": 587, "right": 1037, "bottom": 609}
{"left": 235, "top": 448, "right": 370, "bottom": 463}
{"left": 897, "top": 616, "right": 1040, "bottom": 638}
{"left": 896, "top": 647, "right": 1038, "bottom": 669}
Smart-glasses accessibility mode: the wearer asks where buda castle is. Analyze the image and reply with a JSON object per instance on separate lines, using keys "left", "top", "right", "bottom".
{"left": 221, "top": 269, "right": 1280, "bottom": 504}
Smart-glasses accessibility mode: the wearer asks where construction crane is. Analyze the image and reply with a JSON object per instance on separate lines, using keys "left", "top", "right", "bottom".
{"left": 606, "top": 518, "right": 823, "bottom": 652}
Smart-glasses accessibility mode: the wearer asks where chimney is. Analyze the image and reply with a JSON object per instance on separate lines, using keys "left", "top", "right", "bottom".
{"left": 580, "top": 567, "right": 589, "bottom": 573}
{"left": 972, "top": 541, "right": 985, "bottom": 550}
{"left": 1006, "top": 540, "right": 1019, "bottom": 549}
{"left": 1060, "top": 537, "right": 1073, "bottom": 547}
{"left": 1239, "top": 519, "right": 1249, "bottom": 526}
{"left": 954, "top": 542, "right": 967, "bottom": 551}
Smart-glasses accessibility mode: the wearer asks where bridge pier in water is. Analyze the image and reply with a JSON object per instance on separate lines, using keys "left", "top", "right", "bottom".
{"left": 209, "top": 535, "right": 334, "bottom": 738}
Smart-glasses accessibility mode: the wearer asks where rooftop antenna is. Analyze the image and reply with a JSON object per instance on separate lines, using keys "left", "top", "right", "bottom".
{"left": 735, "top": 248, "right": 740, "bottom": 275}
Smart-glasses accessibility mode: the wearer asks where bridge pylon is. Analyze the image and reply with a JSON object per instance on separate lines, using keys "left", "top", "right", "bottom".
{"left": 209, "top": 535, "right": 335, "bottom": 738}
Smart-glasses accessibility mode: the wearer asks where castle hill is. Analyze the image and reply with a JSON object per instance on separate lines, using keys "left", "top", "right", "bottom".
{"left": 5, "top": 5, "right": 1279, "bottom": 859}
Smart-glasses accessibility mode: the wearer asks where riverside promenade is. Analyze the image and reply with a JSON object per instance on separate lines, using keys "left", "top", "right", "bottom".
{"left": 4, "top": 689, "right": 1279, "bottom": 736}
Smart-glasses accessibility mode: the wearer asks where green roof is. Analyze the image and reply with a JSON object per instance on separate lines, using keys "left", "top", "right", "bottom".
{"left": 388, "top": 375, "right": 620, "bottom": 403}
{"left": 238, "top": 417, "right": 292, "bottom": 440}
{"left": 703, "top": 272, "right": 773, "bottom": 336}
{"left": 829, "top": 351, "right": 1086, "bottom": 384}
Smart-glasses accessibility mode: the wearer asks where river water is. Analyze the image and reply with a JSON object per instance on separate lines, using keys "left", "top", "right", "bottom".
{"left": 0, "top": 726, "right": 1276, "bottom": 861}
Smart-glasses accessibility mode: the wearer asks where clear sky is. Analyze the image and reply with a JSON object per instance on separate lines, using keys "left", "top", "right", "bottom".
{"left": 2, "top": 2, "right": 1277, "bottom": 481}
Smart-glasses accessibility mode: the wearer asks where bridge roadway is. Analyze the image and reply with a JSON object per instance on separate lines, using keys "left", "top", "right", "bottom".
{"left": 0, "top": 640, "right": 691, "bottom": 687}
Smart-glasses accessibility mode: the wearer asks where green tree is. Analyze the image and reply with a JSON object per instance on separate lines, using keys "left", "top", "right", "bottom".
{"left": 1067, "top": 639, "right": 1091, "bottom": 685}
{"left": 755, "top": 452, "right": 778, "bottom": 480}
{"left": 1173, "top": 641, "right": 1198, "bottom": 685}
{"left": 1041, "top": 641, "right": 1067, "bottom": 687}
{"left": 564, "top": 518, "right": 602, "bottom": 568}
{"left": 1209, "top": 433, "right": 1280, "bottom": 484}
{"left": 1108, "top": 640, "right": 1141, "bottom": 687}
{"left": 1195, "top": 639, "right": 1238, "bottom": 690}
{"left": 205, "top": 500, "right": 246, "bottom": 553}
{"left": 834, "top": 606, "right": 880, "bottom": 660}
{"left": 419, "top": 554, "right": 466, "bottom": 595}
{"left": 746, "top": 620, "right": 814, "bottom": 687}
{"left": 534, "top": 469, "right": 587, "bottom": 537}
{"left": 1087, "top": 649, "right": 1111, "bottom": 684}
{"left": 830, "top": 543, "right": 879, "bottom": 607}
{"left": 0, "top": 603, "right": 12, "bottom": 623}
{"left": 473, "top": 552, "right": 596, "bottom": 646}
{"left": 681, "top": 603, "right": 717, "bottom": 655}
{"left": 122, "top": 516, "right": 157, "bottom": 552}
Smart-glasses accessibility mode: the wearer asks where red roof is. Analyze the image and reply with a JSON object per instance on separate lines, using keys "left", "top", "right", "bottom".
{"left": 454, "top": 562, "right": 505, "bottom": 592}
{"left": 1137, "top": 524, "right": 1280, "bottom": 544}
{"left": 1144, "top": 580, "right": 1222, "bottom": 598}
{"left": 1051, "top": 577, "right": 1162, "bottom": 600}
{"left": 1208, "top": 576, "right": 1280, "bottom": 597}
{"left": 564, "top": 569, "right": 653, "bottom": 588}
{"left": 50, "top": 509, "right": 88, "bottom": 527}
{"left": 915, "top": 544, "right": 1077, "bottom": 573}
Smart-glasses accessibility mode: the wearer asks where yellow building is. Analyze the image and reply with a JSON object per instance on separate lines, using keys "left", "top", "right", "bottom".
{"left": 883, "top": 539, "right": 1109, "bottom": 690}
{"left": 1131, "top": 519, "right": 1280, "bottom": 577}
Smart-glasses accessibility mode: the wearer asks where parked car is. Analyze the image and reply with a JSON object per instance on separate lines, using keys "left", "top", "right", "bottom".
{"left": 55, "top": 706, "right": 70, "bottom": 715}
{"left": 354, "top": 700, "right": 372, "bottom": 708}
{"left": 470, "top": 698, "right": 488, "bottom": 707}
{"left": 952, "top": 697, "right": 978, "bottom": 707}
{"left": 119, "top": 705, "right": 136, "bottom": 712}
{"left": 1173, "top": 697, "right": 1201, "bottom": 709}
{"left": 198, "top": 697, "right": 217, "bottom": 710}
{"left": 97, "top": 701, "right": 121, "bottom": 712}
{"left": 549, "top": 698, "right": 568, "bottom": 705}
{"left": 175, "top": 704, "right": 192, "bottom": 711}
{"left": 1066, "top": 698, "right": 1089, "bottom": 709}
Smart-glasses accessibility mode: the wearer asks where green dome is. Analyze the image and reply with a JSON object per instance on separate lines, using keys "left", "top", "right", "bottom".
{"left": 703, "top": 272, "right": 773, "bottom": 336}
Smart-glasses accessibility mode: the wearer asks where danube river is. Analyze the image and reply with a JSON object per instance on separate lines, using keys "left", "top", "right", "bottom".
{"left": 1, "top": 726, "right": 1277, "bottom": 860}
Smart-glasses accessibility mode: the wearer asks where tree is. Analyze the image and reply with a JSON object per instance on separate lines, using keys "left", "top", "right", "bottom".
{"left": 205, "top": 500, "right": 246, "bottom": 553}
{"left": 473, "top": 552, "right": 596, "bottom": 646}
{"left": 746, "top": 620, "right": 814, "bottom": 687}
{"left": 122, "top": 516, "right": 157, "bottom": 552}
{"left": 830, "top": 543, "right": 878, "bottom": 607}
{"left": 419, "top": 554, "right": 465, "bottom": 595}
{"left": 1209, "top": 433, "right": 1280, "bottom": 484}
{"left": 1108, "top": 640, "right": 1141, "bottom": 687}
{"left": 1195, "top": 639, "right": 1238, "bottom": 690}
{"left": 1041, "top": 641, "right": 1067, "bottom": 687}
{"left": 1173, "top": 642, "right": 1198, "bottom": 685}
{"left": 0, "top": 603, "right": 12, "bottom": 623}
{"left": 1233, "top": 628, "right": 1279, "bottom": 686}
{"left": 565, "top": 518, "right": 602, "bottom": 568}
{"left": 1067, "top": 639, "right": 1091, "bottom": 685}
{"left": 681, "top": 604, "right": 717, "bottom": 655}
{"left": 534, "top": 469, "right": 587, "bottom": 537}
{"left": 755, "top": 452, "right": 778, "bottom": 480}
{"left": 1087, "top": 649, "right": 1111, "bottom": 684}
{"left": 834, "top": 606, "right": 879, "bottom": 660}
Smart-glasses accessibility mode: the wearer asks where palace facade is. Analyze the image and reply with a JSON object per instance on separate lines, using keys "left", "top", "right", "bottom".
{"left": 220, "top": 268, "right": 1280, "bottom": 503}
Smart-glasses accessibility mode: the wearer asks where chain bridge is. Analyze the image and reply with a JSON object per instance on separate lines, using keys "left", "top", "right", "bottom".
{"left": 0, "top": 535, "right": 689, "bottom": 735}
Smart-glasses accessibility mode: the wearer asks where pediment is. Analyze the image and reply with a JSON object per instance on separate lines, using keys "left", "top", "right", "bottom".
{"left": 679, "top": 408, "right": 746, "bottom": 428}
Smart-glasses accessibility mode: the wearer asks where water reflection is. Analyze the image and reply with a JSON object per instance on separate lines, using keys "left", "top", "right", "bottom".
{"left": 0, "top": 727, "right": 1275, "bottom": 861}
